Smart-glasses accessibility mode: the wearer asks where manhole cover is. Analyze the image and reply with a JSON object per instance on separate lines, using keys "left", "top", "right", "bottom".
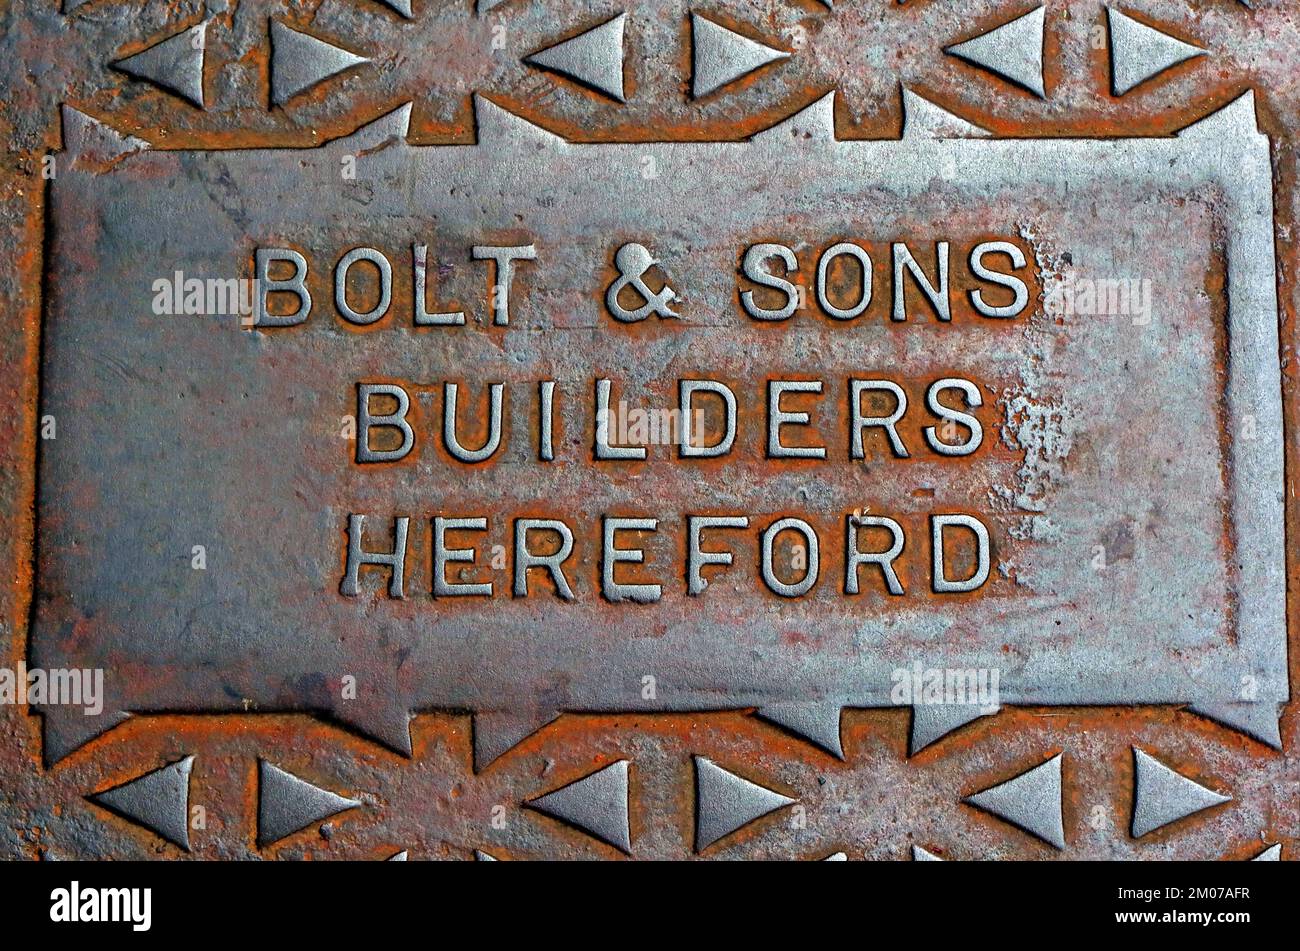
{"left": 0, "top": 0, "right": 1294, "bottom": 863}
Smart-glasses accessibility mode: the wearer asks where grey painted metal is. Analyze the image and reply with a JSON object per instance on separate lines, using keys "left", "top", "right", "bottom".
{"left": 1130, "top": 747, "right": 1231, "bottom": 838}
{"left": 269, "top": 20, "right": 369, "bottom": 107}
{"left": 113, "top": 22, "right": 207, "bottom": 109}
{"left": 526, "top": 759, "right": 632, "bottom": 853}
{"left": 257, "top": 761, "right": 360, "bottom": 847}
{"left": 757, "top": 702, "right": 843, "bottom": 758}
{"left": 525, "top": 13, "right": 627, "bottom": 103}
{"left": 472, "top": 710, "right": 560, "bottom": 773}
{"left": 34, "top": 88, "right": 1287, "bottom": 770}
{"left": 912, "top": 845, "right": 943, "bottom": 861}
{"left": 88, "top": 756, "right": 194, "bottom": 851}
{"left": 899, "top": 88, "right": 990, "bottom": 139}
{"left": 694, "top": 756, "right": 795, "bottom": 851}
{"left": 910, "top": 703, "right": 998, "bottom": 755}
{"left": 964, "top": 753, "right": 1065, "bottom": 849}
{"left": 691, "top": 13, "right": 789, "bottom": 99}
{"left": 1107, "top": 8, "right": 1205, "bottom": 97}
{"left": 945, "top": 5, "right": 1046, "bottom": 98}
{"left": 1187, "top": 702, "right": 1282, "bottom": 750}
{"left": 375, "top": 0, "right": 414, "bottom": 19}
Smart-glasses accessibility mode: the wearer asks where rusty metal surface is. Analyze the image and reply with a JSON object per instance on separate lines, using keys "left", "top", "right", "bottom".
{"left": 2, "top": 0, "right": 1299, "bottom": 861}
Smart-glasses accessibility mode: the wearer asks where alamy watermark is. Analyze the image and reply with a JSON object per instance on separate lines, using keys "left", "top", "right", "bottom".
{"left": 0, "top": 661, "right": 104, "bottom": 715}
{"left": 50, "top": 882, "right": 151, "bottom": 932}
{"left": 596, "top": 398, "right": 707, "bottom": 448}
{"left": 1045, "top": 274, "right": 1152, "bottom": 325}
{"left": 890, "top": 660, "right": 1000, "bottom": 712}
{"left": 151, "top": 270, "right": 258, "bottom": 320}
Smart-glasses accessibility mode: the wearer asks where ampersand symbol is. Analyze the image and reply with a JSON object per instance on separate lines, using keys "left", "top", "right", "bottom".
{"left": 605, "top": 243, "right": 680, "bottom": 322}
